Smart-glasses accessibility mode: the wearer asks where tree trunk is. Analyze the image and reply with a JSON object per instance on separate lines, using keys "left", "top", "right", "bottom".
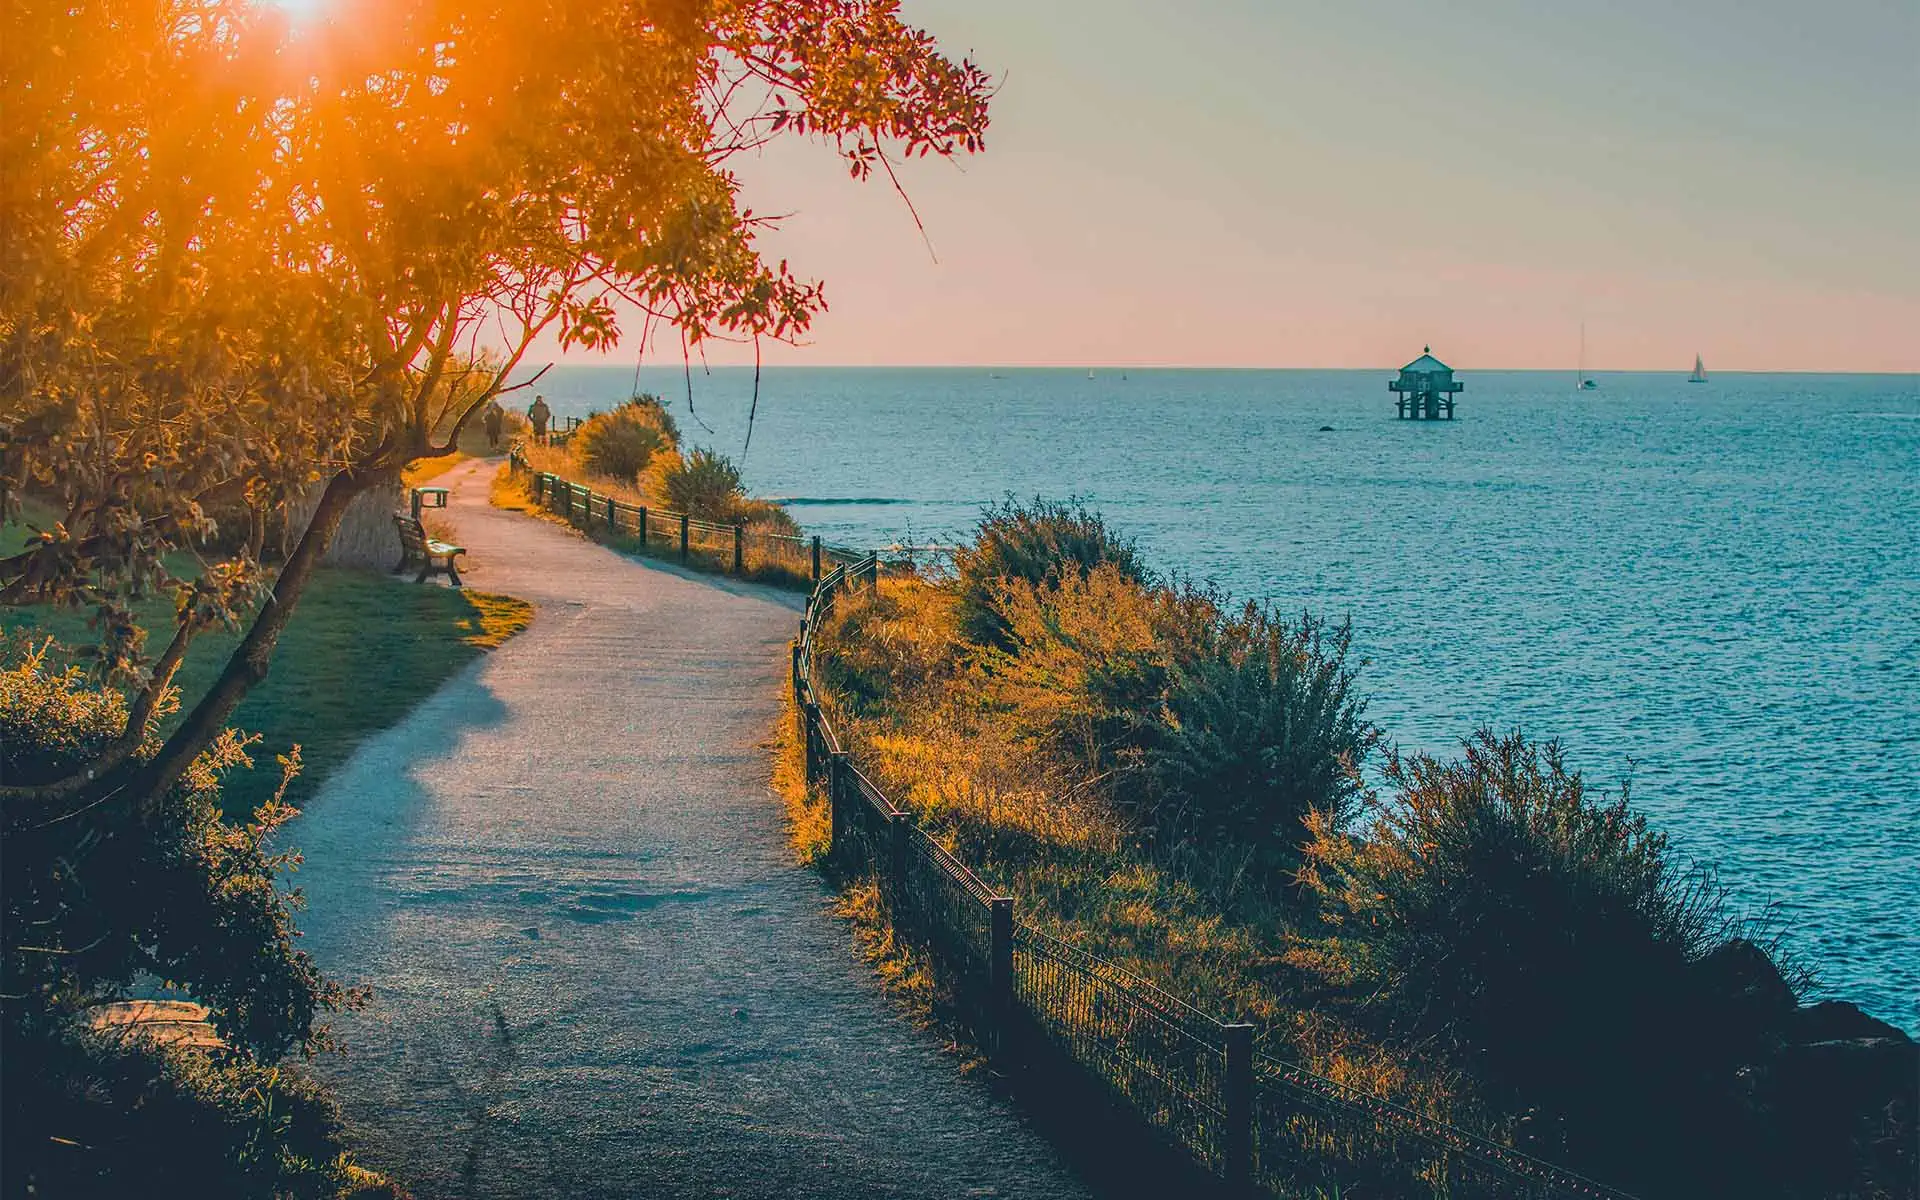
{"left": 121, "top": 466, "right": 393, "bottom": 814}
{"left": 283, "top": 479, "right": 403, "bottom": 570}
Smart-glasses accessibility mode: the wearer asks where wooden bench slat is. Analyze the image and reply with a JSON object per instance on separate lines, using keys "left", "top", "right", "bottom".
{"left": 392, "top": 513, "right": 465, "bottom": 587}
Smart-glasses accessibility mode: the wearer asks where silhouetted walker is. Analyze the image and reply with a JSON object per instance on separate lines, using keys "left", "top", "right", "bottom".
{"left": 1390, "top": 347, "right": 1463, "bottom": 419}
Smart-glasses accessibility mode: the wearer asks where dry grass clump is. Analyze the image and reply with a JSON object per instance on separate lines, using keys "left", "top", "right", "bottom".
{"left": 575, "top": 397, "right": 677, "bottom": 483}
{"left": 953, "top": 497, "right": 1148, "bottom": 648}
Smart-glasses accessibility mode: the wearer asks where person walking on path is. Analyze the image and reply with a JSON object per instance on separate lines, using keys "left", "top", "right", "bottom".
{"left": 528, "top": 394, "right": 551, "bottom": 445}
{"left": 482, "top": 401, "right": 505, "bottom": 451}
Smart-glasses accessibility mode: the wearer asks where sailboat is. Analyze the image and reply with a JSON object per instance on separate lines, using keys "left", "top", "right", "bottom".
{"left": 1577, "top": 323, "right": 1599, "bottom": 390}
{"left": 1688, "top": 354, "right": 1708, "bottom": 384}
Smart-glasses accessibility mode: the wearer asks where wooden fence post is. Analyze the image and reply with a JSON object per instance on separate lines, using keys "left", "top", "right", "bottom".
{"left": 637, "top": 506, "right": 647, "bottom": 549}
{"left": 798, "top": 698, "right": 814, "bottom": 783}
{"left": 811, "top": 536, "right": 822, "bottom": 581}
{"left": 679, "top": 513, "right": 690, "bottom": 563}
{"left": 607, "top": 495, "right": 618, "bottom": 534}
{"left": 887, "top": 811, "right": 909, "bottom": 914}
{"left": 733, "top": 524, "right": 744, "bottom": 574}
{"left": 533, "top": 473, "right": 546, "bottom": 504}
{"left": 1223, "top": 1023, "right": 1255, "bottom": 1190}
{"left": 827, "top": 751, "right": 846, "bottom": 854}
{"left": 990, "top": 897, "right": 1014, "bottom": 1059}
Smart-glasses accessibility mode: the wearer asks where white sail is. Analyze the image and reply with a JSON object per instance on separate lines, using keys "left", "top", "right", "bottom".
{"left": 1689, "top": 354, "right": 1708, "bottom": 383}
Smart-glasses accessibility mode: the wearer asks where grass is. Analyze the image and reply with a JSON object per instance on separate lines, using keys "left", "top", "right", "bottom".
{"left": 401, "top": 450, "right": 468, "bottom": 488}
{"left": 2, "top": 516, "right": 532, "bottom": 816}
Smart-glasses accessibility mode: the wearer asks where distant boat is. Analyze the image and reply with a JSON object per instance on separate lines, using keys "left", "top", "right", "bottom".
{"left": 1088, "top": 369, "right": 1095, "bottom": 380}
{"left": 1577, "top": 322, "right": 1599, "bottom": 391}
{"left": 1688, "top": 354, "right": 1708, "bottom": 384}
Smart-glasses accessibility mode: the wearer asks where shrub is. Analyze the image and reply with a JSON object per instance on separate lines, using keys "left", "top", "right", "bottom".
{"left": 1, "top": 644, "right": 382, "bottom": 1196}
{"left": 984, "top": 564, "right": 1178, "bottom": 782}
{"left": 6, "top": 1026, "right": 403, "bottom": 1199}
{"left": 734, "top": 496, "right": 802, "bottom": 537}
{"left": 1299, "top": 730, "right": 1777, "bottom": 1191}
{"left": 663, "top": 447, "right": 744, "bottom": 520}
{"left": 1144, "top": 606, "right": 1376, "bottom": 860}
{"left": 953, "top": 497, "right": 1150, "bottom": 649}
{"left": 816, "top": 580, "right": 964, "bottom": 719}
{"left": 576, "top": 396, "right": 676, "bottom": 483}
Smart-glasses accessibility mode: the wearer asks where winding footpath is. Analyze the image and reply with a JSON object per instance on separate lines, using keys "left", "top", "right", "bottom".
{"left": 293, "top": 458, "right": 1088, "bottom": 1199}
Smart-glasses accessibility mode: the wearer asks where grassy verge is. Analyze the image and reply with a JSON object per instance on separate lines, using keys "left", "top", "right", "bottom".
{"left": 2, "top": 563, "right": 531, "bottom": 816}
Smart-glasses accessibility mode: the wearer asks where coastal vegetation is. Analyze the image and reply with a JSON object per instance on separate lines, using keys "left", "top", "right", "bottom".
{"left": 787, "top": 499, "right": 1917, "bottom": 1199}
{"left": 3, "top": 0, "right": 990, "bottom": 1190}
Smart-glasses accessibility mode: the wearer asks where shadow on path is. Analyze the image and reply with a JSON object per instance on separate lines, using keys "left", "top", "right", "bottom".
{"left": 294, "top": 459, "right": 1090, "bottom": 1199}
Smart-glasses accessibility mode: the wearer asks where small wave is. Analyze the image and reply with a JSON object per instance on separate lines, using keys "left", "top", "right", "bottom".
{"left": 773, "top": 496, "right": 911, "bottom": 506}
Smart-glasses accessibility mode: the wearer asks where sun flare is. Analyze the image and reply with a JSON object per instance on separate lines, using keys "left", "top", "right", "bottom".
{"left": 259, "top": 0, "right": 331, "bottom": 24}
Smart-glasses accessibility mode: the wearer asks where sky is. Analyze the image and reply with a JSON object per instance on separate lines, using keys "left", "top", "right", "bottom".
{"left": 538, "top": 0, "right": 1920, "bottom": 372}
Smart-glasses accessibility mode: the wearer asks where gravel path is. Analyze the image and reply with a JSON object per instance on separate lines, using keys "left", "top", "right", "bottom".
{"left": 292, "top": 458, "right": 1089, "bottom": 1199}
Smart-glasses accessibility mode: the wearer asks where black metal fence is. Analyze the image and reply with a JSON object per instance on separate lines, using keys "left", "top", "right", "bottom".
{"left": 505, "top": 449, "right": 866, "bottom": 584}
{"left": 794, "top": 563, "right": 1639, "bottom": 1200}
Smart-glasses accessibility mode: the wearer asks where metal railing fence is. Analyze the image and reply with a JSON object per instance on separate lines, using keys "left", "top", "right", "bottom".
{"left": 793, "top": 563, "right": 1638, "bottom": 1200}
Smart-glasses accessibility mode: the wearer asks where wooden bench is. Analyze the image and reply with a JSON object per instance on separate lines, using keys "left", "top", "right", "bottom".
{"left": 392, "top": 514, "right": 466, "bottom": 586}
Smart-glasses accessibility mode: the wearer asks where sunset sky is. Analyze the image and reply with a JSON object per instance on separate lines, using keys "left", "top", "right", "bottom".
{"left": 542, "top": 0, "right": 1920, "bottom": 372}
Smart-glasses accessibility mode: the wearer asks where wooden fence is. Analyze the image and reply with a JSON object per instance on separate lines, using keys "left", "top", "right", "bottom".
{"left": 506, "top": 449, "right": 866, "bottom": 586}
{"left": 795, "top": 562, "right": 1641, "bottom": 1200}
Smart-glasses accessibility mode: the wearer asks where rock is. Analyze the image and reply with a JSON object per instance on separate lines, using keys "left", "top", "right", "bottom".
{"left": 1317, "top": 425, "right": 1335, "bottom": 432}
{"left": 1790, "top": 1000, "right": 1913, "bottom": 1045}
{"left": 1700, "top": 938, "right": 1797, "bottom": 1021}
{"left": 1756, "top": 1037, "right": 1919, "bottom": 1199}
{"left": 1781, "top": 1037, "right": 1918, "bottom": 1092}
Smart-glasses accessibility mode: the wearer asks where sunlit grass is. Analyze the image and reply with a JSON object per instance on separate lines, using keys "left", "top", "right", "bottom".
{"left": 2, "top": 563, "right": 532, "bottom": 816}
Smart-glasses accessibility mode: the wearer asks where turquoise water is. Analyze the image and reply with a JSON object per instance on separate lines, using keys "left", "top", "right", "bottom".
{"left": 528, "top": 366, "right": 1919, "bottom": 1031}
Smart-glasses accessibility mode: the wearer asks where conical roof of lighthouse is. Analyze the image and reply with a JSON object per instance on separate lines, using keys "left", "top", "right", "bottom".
{"left": 1401, "top": 345, "right": 1451, "bottom": 372}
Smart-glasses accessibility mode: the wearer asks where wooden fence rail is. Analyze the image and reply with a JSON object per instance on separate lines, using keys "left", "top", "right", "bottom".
{"left": 506, "top": 449, "right": 869, "bottom": 585}
{"left": 794, "top": 563, "right": 1640, "bottom": 1200}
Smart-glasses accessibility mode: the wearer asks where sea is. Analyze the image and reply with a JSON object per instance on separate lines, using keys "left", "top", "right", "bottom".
{"left": 524, "top": 365, "right": 1919, "bottom": 1032}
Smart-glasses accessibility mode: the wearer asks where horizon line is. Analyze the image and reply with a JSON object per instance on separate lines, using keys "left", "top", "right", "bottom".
{"left": 541, "top": 362, "right": 1920, "bottom": 376}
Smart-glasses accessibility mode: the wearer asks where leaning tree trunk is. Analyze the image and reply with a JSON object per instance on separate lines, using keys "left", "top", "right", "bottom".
{"left": 283, "top": 479, "right": 404, "bottom": 569}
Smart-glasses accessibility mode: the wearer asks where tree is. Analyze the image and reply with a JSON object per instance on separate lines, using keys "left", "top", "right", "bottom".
{"left": 0, "top": 0, "right": 991, "bottom": 819}
{"left": 0, "top": 2, "right": 989, "bottom": 1181}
